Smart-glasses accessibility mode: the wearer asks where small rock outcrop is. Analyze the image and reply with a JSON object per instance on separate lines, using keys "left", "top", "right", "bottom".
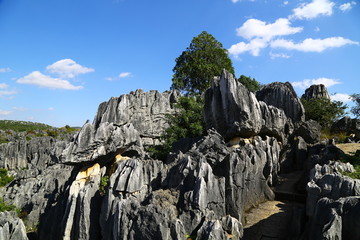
{"left": 301, "top": 84, "right": 330, "bottom": 100}
{"left": 0, "top": 211, "right": 28, "bottom": 240}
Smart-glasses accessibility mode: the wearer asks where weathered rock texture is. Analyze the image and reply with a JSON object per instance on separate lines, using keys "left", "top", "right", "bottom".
{"left": 61, "top": 89, "right": 180, "bottom": 164}
{"left": 205, "top": 70, "right": 297, "bottom": 142}
{"left": 256, "top": 81, "right": 305, "bottom": 123}
{"left": 302, "top": 84, "right": 330, "bottom": 100}
{"left": 0, "top": 211, "right": 28, "bottom": 240}
{"left": 93, "top": 89, "right": 180, "bottom": 146}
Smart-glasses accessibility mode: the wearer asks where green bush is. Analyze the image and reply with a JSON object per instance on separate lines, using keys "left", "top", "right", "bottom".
{"left": 148, "top": 96, "right": 205, "bottom": 160}
{"left": 99, "top": 176, "right": 110, "bottom": 195}
{"left": 0, "top": 197, "right": 16, "bottom": 212}
{"left": 238, "top": 75, "right": 262, "bottom": 92}
{"left": 0, "top": 168, "right": 14, "bottom": 187}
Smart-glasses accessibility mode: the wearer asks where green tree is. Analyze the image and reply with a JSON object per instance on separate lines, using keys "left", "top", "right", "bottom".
{"left": 301, "top": 98, "right": 347, "bottom": 129}
{"left": 148, "top": 96, "right": 205, "bottom": 160}
{"left": 171, "top": 31, "right": 235, "bottom": 95}
{"left": 350, "top": 94, "right": 360, "bottom": 119}
{"left": 238, "top": 75, "right": 262, "bottom": 92}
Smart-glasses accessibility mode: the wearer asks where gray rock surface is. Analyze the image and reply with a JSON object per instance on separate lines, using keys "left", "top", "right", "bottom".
{"left": 0, "top": 136, "right": 69, "bottom": 170}
{"left": 295, "top": 120, "right": 321, "bottom": 144}
{"left": 205, "top": 70, "right": 263, "bottom": 139}
{"left": 0, "top": 211, "right": 28, "bottom": 240}
{"left": 93, "top": 89, "right": 180, "bottom": 146}
{"left": 256, "top": 81, "right": 305, "bottom": 123}
{"left": 309, "top": 196, "right": 360, "bottom": 240}
{"left": 306, "top": 162, "right": 360, "bottom": 217}
{"left": 302, "top": 84, "right": 330, "bottom": 100}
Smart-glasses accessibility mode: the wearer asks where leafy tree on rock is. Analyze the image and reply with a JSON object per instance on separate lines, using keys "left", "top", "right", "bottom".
{"left": 350, "top": 94, "right": 360, "bottom": 119}
{"left": 238, "top": 75, "right": 262, "bottom": 92}
{"left": 301, "top": 97, "right": 347, "bottom": 129}
{"left": 171, "top": 31, "right": 235, "bottom": 95}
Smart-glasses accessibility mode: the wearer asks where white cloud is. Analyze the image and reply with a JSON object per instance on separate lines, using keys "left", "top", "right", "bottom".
{"left": 236, "top": 18, "right": 303, "bottom": 40}
{"left": 331, "top": 93, "right": 351, "bottom": 102}
{"left": 339, "top": 1, "right": 356, "bottom": 12}
{"left": 230, "top": 18, "right": 302, "bottom": 58}
{"left": 0, "top": 68, "right": 11, "bottom": 73}
{"left": 0, "top": 110, "right": 12, "bottom": 116}
{"left": 290, "top": 0, "right": 335, "bottom": 20}
{"left": 16, "top": 71, "right": 83, "bottom": 90}
{"left": 46, "top": 59, "right": 94, "bottom": 78}
{"left": 12, "top": 107, "right": 27, "bottom": 111}
{"left": 314, "top": 27, "right": 320, "bottom": 32}
{"left": 271, "top": 37, "right": 359, "bottom": 52}
{"left": 48, "top": 107, "right": 55, "bottom": 111}
{"left": 269, "top": 52, "right": 291, "bottom": 59}
{"left": 283, "top": 1, "right": 289, "bottom": 5}
{"left": 0, "top": 83, "right": 8, "bottom": 89}
{"left": 0, "top": 90, "right": 17, "bottom": 96}
{"left": 229, "top": 38, "right": 268, "bottom": 57}
{"left": 292, "top": 77, "right": 341, "bottom": 89}
{"left": 119, "top": 72, "right": 132, "bottom": 78}
{"left": 232, "top": 0, "right": 240, "bottom": 2}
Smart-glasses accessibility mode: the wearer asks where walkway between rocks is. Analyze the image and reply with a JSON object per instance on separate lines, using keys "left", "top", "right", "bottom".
{"left": 243, "top": 171, "right": 306, "bottom": 240}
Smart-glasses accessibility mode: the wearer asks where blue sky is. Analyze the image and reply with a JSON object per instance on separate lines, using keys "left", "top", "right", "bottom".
{"left": 0, "top": 0, "right": 359, "bottom": 127}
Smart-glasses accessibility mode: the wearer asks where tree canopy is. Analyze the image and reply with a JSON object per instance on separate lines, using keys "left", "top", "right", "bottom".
{"left": 238, "top": 75, "right": 262, "bottom": 92}
{"left": 171, "top": 31, "right": 235, "bottom": 95}
{"left": 301, "top": 98, "right": 347, "bottom": 129}
{"left": 350, "top": 94, "right": 360, "bottom": 119}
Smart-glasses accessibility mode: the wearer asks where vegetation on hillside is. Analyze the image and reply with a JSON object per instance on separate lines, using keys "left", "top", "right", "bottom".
{"left": 0, "top": 120, "right": 79, "bottom": 144}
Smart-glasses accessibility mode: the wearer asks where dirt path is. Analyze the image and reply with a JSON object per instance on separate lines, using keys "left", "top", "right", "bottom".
{"left": 336, "top": 143, "right": 360, "bottom": 155}
{"left": 243, "top": 171, "right": 305, "bottom": 240}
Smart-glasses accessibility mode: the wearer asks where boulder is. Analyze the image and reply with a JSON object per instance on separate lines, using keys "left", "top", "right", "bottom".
{"left": 295, "top": 120, "right": 321, "bottom": 144}
{"left": 256, "top": 82, "right": 305, "bottom": 122}
{"left": 302, "top": 84, "right": 330, "bottom": 100}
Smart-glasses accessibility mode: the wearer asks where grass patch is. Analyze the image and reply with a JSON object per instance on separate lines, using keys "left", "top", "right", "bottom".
{"left": 0, "top": 197, "right": 17, "bottom": 212}
{"left": 339, "top": 150, "right": 360, "bottom": 179}
{"left": 321, "top": 129, "right": 348, "bottom": 143}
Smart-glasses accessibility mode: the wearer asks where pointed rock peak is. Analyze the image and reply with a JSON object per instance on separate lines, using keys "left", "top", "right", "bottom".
{"left": 256, "top": 81, "right": 305, "bottom": 122}
{"left": 302, "top": 84, "right": 330, "bottom": 100}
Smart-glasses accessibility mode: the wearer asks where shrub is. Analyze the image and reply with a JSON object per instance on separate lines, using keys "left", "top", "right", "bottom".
{"left": 0, "top": 197, "right": 16, "bottom": 212}
{"left": 148, "top": 96, "right": 205, "bottom": 160}
{"left": 0, "top": 168, "right": 14, "bottom": 187}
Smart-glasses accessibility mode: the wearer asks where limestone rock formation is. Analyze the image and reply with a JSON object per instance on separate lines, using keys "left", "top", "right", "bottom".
{"left": 0, "top": 211, "right": 28, "bottom": 240}
{"left": 205, "top": 70, "right": 296, "bottom": 142}
{"left": 302, "top": 84, "right": 330, "bottom": 100}
{"left": 61, "top": 89, "right": 180, "bottom": 164}
{"left": 205, "top": 70, "right": 263, "bottom": 139}
{"left": 309, "top": 196, "right": 360, "bottom": 240}
{"left": 93, "top": 89, "right": 180, "bottom": 146}
{"left": 0, "top": 136, "right": 69, "bottom": 170}
{"left": 256, "top": 81, "right": 305, "bottom": 123}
